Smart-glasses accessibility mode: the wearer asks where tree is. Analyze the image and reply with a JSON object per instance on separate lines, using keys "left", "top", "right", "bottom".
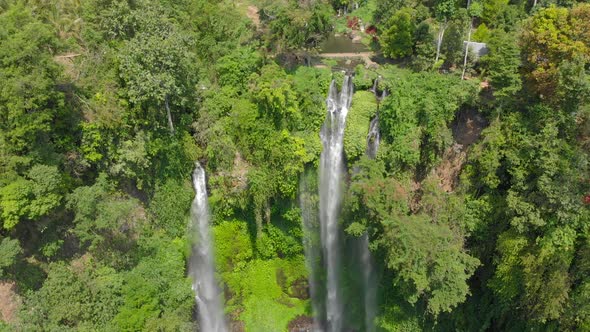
{"left": 346, "top": 160, "right": 480, "bottom": 317}
{"left": 67, "top": 173, "right": 141, "bottom": 265}
{"left": 412, "top": 22, "right": 436, "bottom": 71}
{"left": 482, "top": 0, "right": 509, "bottom": 26}
{"left": 379, "top": 68, "right": 477, "bottom": 172}
{"left": 0, "top": 237, "right": 22, "bottom": 277}
{"left": 441, "top": 13, "right": 468, "bottom": 67}
{"left": 118, "top": 5, "right": 198, "bottom": 134}
{"left": 109, "top": 131, "right": 152, "bottom": 189}
{"left": 0, "top": 165, "right": 65, "bottom": 229}
{"left": 434, "top": 0, "right": 458, "bottom": 65}
{"left": 520, "top": 4, "right": 590, "bottom": 101}
{"left": 381, "top": 8, "right": 415, "bottom": 59}
{"left": 265, "top": 0, "right": 333, "bottom": 52}
{"left": 480, "top": 30, "right": 522, "bottom": 102}
{"left": 20, "top": 262, "right": 124, "bottom": 331}
{"left": 466, "top": 108, "right": 589, "bottom": 328}
{"left": 0, "top": 5, "right": 63, "bottom": 156}
{"left": 113, "top": 237, "right": 193, "bottom": 331}
{"left": 556, "top": 56, "right": 590, "bottom": 115}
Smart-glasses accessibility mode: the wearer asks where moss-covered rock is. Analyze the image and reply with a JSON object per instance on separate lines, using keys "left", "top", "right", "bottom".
{"left": 344, "top": 91, "right": 378, "bottom": 167}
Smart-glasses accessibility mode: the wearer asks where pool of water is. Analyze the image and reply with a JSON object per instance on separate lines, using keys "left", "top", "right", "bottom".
{"left": 319, "top": 34, "right": 369, "bottom": 53}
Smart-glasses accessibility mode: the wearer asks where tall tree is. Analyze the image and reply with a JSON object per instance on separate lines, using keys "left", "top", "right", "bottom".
{"left": 118, "top": 5, "right": 198, "bottom": 134}
{"left": 0, "top": 4, "right": 63, "bottom": 156}
{"left": 381, "top": 7, "right": 415, "bottom": 59}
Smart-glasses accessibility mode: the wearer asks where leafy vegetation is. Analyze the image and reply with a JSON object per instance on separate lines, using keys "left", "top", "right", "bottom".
{"left": 0, "top": 0, "right": 589, "bottom": 331}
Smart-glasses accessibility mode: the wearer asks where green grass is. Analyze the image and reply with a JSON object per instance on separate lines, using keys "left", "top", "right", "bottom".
{"left": 344, "top": 91, "right": 378, "bottom": 166}
{"left": 214, "top": 220, "right": 310, "bottom": 331}
{"left": 225, "top": 258, "right": 309, "bottom": 331}
{"left": 349, "top": 0, "right": 377, "bottom": 26}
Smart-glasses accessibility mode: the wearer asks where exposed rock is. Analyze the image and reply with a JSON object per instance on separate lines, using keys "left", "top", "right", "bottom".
{"left": 435, "top": 143, "right": 467, "bottom": 193}
{"left": 288, "top": 315, "right": 314, "bottom": 332}
{"left": 434, "top": 108, "right": 488, "bottom": 192}
{"left": 452, "top": 108, "right": 487, "bottom": 146}
{"left": 288, "top": 277, "right": 310, "bottom": 300}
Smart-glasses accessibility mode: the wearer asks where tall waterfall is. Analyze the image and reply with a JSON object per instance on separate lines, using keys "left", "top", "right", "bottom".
{"left": 319, "top": 76, "right": 353, "bottom": 332}
{"left": 189, "top": 163, "right": 227, "bottom": 332}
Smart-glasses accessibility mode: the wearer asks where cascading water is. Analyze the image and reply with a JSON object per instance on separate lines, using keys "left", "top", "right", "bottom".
{"left": 358, "top": 79, "right": 387, "bottom": 332}
{"left": 370, "top": 76, "right": 379, "bottom": 94}
{"left": 360, "top": 114, "right": 379, "bottom": 332}
{"left": 319, "top": 75, "right": 353, "bottom": 332}
{"left": 299, "top": 171, "right": 324, "bottom": 331}
{"left": 366, "top": 115, "right": 380, "bottom": 160}
{"left": 359, "top": 233, "right": 377, "bottom": 332}
{"left": 189, "top": 162, "right": 227, "bottom": 332}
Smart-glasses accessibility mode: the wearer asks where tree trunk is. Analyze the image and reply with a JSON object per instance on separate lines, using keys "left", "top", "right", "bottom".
{"left": 434, "top": 20, "right": 447, "bottom": 67}
{"left": 165, "top": 95, "right": 175, "bottom": 134}
{"left": 461, "top": 20, "right": 473, "bottom": 80}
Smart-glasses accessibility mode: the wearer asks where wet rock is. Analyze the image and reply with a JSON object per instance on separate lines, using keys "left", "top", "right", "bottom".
{"left": 288, "top": 315, "right": 314, "bottom": 332}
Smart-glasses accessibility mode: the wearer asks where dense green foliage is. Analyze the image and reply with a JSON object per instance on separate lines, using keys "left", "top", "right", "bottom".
{"left": 0, "top": 0, "right": 589, "bottom": 331}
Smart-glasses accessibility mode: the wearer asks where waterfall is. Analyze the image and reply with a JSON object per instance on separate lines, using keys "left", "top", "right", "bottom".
{"left": 189, "top": 162, "right": 227, "bottom": 332}
{"left": 358, "top": 77, "right": 387, "bottom": 332}
{"left": 299, "top": 171, "right": 323, "bottom": 331}
{"left": 370, "top": 77, "right": 379, "bottom": 94}
{"left": 360, "top": 233, "right": 377, "bottom": 332}
{"left": 366, "top": 115, "right": 380, "bottom": 159}
{"left": 319, "top": 76, "right": 353, "bottom": 332}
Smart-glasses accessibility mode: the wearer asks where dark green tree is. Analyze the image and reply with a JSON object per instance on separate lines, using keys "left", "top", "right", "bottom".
{"left": 381, "top": 8, "right": 415, "bottom": 59}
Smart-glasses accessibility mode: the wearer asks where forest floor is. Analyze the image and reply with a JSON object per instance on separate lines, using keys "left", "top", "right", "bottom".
{"left": 246, "top": 5, "right": 260, "bottom": 28}
{"left": 0, "top": 281, "right": 21, "bottom": 324}
{"left": 236, "top": 1, "right": 260, "bottom": 29}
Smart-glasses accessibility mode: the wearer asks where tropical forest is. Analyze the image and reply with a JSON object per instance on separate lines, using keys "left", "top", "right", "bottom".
{"left": 0, "top": 0, "right": 589, "bottom": 331}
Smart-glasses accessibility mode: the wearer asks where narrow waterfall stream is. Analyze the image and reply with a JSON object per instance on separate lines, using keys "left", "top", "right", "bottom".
{"left": 319, "top": 76, "right": 353, "bottom": 332}
{"left": 359, "top": 79, "right": 386, "bottom": 332}
{"left": 189, "top": 163, "right": 227, "bottom": 332}
{"left": 360, "top": 113, "right": 379, "bottom": 332}
{"left": 299, "top": 171, "right": 323, "bottom": 331}
{"left": 366, "top": 115, "right": 380, "bottom": 160}
{"left": 359, "top": 233, "right": 377, "bottom": 332}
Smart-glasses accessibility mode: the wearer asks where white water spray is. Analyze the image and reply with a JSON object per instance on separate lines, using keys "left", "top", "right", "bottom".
{"left": 319, "top": 76, "right": 353, "bottom": 332}
{"left": 366, "top": 115, "right": 380, "bottom": 160}
{"left": 189, "top": 163, "right": 227, "bottom": 332}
